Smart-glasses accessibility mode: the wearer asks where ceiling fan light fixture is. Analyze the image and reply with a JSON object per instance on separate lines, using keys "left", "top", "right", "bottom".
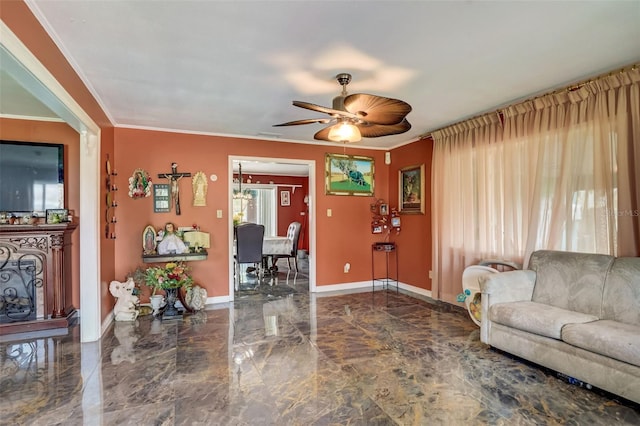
{"left": 328, "top": 121, "right": 361, "bottom": 143}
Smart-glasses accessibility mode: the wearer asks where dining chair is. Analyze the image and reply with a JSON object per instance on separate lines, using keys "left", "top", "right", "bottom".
{"left": 273, "top": 221, "right": 302, "bottom": 273}
{"left": 234, "top": 222, "right": 265, "bottom": 289}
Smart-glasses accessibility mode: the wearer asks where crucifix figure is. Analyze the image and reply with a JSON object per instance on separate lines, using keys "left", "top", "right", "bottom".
{"left": 158, "top": 163, "right": 191, "bottom": 215}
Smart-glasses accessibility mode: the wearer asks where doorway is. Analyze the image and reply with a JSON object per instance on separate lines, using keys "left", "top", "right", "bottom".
{"left": 228, "top": 156, "right": 316, "bottom": 299}
{"left": 1, "top": 23, "right": 102, "bottom": 342}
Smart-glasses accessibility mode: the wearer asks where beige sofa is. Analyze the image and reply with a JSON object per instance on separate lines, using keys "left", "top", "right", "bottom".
{"left": 480, "top": 250, "right": 640, "bottom": 403}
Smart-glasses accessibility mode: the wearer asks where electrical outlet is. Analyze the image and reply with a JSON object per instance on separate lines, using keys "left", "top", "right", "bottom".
{"left": 327, "top": 208, "right": 332, "bottom": 217}
{"left": 216, "top": 209, "right": 223, "bottom": 219}
{"left": 429, "top": 270, "right": 433, "bottom": 279}
{"left": 344, "top": 262, "right": 350, "bottom": 273}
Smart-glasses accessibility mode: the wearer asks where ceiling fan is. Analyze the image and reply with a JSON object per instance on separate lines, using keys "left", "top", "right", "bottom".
{"left": 274, "top": 73, "right": 412, "bottom": 143}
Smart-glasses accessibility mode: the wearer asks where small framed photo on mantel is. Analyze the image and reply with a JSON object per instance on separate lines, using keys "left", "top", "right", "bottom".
{"left": 46, "top": 209, "right": 68, "bottom": 224}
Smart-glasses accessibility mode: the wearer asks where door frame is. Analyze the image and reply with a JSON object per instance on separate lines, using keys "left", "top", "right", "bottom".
{"left": 1, "top": 22, "right": 102, "bottom": 342}
{"left": 228, "top": 155, "right": 316, "bottom": 298}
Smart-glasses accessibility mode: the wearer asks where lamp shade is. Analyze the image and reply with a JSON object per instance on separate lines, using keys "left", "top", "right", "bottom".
{"left": 328, "top": 121, "right": 361, "bottom": 143}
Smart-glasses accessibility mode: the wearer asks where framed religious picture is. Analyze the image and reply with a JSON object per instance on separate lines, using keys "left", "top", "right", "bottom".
{"left": 399, "top": 164, "right": 425, "bottom": 214}
{"left": 142, "top": 225, "right": 157, "bottom": 254}
{"left": 325, "top": 153, "right": 374, "bottom": 196}
{"left": 280, "top": 190, "right": 291, "bottom": 206}
{"left": 153, "top": 184, "right": 171, "bottom": 213}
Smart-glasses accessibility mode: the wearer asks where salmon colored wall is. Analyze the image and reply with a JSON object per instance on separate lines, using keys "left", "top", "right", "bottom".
{"left": 0, "top": 118, "right": 82, "bottom": 307}
{"left": 0, "top": 2, "right": 111, "bottom": 128}
{"left": 113, "top": 127, "right": 389, "bottom": 297}
{"left": 389, "top": 139, "right": 433, "bottom": 291}
{"left": 233, "top": 174, "right": 309, "bottom": 249}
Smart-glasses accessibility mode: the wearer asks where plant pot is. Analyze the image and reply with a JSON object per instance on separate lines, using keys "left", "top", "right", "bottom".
{"left": 162, "top": 287, "right": 183, "bottom": 320}
{"left": 150, "top": 295, "right": 165, "bottom": 316}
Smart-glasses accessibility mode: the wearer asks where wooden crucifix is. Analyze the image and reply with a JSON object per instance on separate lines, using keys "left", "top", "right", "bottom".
{"left": 158, "top": 163, "right": 191, "bottom": 215}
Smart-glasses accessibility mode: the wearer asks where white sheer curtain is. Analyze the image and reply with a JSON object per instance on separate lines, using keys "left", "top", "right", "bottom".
{"left": 233, "top": 185, "right": 278, "bottom": 236}
{"left": 432, "top": 66, "right": 640, "bottom": 304}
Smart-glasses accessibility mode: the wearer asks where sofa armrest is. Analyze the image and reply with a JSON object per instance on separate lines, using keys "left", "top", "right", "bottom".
{"left": 479, "top": 270, "right": 536, "bottom": 344}
{"left": 480, "top": 270, "right": 536, "bottom": 302}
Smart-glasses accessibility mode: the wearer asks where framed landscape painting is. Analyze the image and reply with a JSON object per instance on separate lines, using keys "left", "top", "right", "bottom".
{"left": 399, "top": 164, "right": 425, "bottom": 214}
{"left": 325, "top": 153, "right": 374, "bottom": 196}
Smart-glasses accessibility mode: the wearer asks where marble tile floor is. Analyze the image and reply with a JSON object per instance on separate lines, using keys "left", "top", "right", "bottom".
{"left": 1, "top": 268, "right": 639, "bottom": 425}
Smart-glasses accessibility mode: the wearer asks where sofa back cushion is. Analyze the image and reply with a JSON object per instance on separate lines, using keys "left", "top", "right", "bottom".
{"left": 602, "top": 257, "right": 640, "bottom": 326}
{"left": 529, "top": 250, "right": 614, "bottom": 317}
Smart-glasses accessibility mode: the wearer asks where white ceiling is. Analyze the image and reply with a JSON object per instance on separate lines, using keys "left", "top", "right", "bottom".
{"left": 3, "top": 1, "right": 640, "bottom": 150}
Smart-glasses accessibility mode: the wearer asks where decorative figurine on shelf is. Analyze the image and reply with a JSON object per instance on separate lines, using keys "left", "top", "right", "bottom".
{"left": 109, "top": 277, "right": 139, "bottom": 322}
{"left": 157, "top": 222, "right": 188, "bottom": 255}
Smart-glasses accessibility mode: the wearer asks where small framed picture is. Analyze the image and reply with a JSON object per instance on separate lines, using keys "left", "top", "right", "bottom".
{"left": 142, "top": 225, "right": 157, "bottom": 255}
{"left": 280, "top": 190, "right": 291, "bottom": 206}
{"left": 399, "top": 164, "right": 425, "bottom": 214}
{"left": 153, "top": 184, "right": 171, "bottom": 213}
{"left": 379, "top": 204, "right": 388, "bottom": 216}
{"left": 46, "top": 209, "right": 68, "bottom": 224}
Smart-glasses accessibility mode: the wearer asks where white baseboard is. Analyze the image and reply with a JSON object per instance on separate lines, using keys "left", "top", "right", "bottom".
{"left": 314, "top": 280, "right": 433, "bottom": 300}
{"left": 206, "top": 295, "right": 231, "bottom": 306}
{"left": 101, "top": 310, "right": 114, "bottom": 335}
{"left": 398, "top": 282, "right": 433, "bottom": 299}
{"left": 314, "top": 280, "right": 372, "bottom": 293}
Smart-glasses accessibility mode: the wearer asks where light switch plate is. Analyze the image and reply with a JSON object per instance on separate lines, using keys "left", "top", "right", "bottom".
{"left": 216, "top": 209, "right": 223, "bottom": 218}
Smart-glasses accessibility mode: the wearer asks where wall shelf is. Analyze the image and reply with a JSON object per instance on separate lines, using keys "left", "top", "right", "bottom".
{"left": 142, "top": 251, "right": 207, "bottom": 263}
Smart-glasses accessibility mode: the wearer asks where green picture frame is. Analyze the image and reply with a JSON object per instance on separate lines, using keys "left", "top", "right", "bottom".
{"left": 325, "top": 153, "right": 374, "bottom": 196}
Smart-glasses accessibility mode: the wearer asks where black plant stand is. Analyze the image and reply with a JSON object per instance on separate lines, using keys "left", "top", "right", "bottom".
{"left": 371, "top": 242, "right": 399, "bottom": 293}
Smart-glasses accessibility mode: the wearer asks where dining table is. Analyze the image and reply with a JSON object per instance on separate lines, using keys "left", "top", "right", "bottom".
{"left": 262, "top": 236, "right": 293, "bottom": 274}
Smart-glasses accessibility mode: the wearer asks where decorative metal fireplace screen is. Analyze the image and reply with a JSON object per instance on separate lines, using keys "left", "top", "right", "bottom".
{"left": 0, "top": 259, "right": 37, "bottom": 323}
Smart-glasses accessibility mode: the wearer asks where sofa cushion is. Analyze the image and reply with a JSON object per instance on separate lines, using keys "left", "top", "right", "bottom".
{"left": 562, "top": 320, "right": 640, "bottom": 367}
{"left": 488, "top": 301, "right": 598, "bottom": 339}
{"left": 528, "top": 250, "right": 614, "bottom": 317}
{"left": 602, "top": 257, "right": 640, "bottom": 326}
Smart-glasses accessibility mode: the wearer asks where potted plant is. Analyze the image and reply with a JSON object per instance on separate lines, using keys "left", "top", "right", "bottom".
{"left": 144, "top": 262, "right": 193, "bottom": 317}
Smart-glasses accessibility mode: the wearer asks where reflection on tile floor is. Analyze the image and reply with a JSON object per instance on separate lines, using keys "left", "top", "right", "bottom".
{"left": 1, "top": 267, "right": 639, "bottom": 425}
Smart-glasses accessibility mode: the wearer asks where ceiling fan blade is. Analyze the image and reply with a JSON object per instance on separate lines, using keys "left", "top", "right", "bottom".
{"left": 344, "top": 93, "right": 412, "bottom": 125}
{"left": 293, "top": 101, "right": 359, "bottom": 120}
{"left": 273, "top": 118, "right": 332, "bottom": 127}
{"left": 356, "top": 119, "right": 412, "bottom": 138}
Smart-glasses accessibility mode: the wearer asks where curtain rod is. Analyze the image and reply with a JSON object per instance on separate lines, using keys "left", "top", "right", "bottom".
{"left": 420, "top": 62, "right": 639, "bottom": 140}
